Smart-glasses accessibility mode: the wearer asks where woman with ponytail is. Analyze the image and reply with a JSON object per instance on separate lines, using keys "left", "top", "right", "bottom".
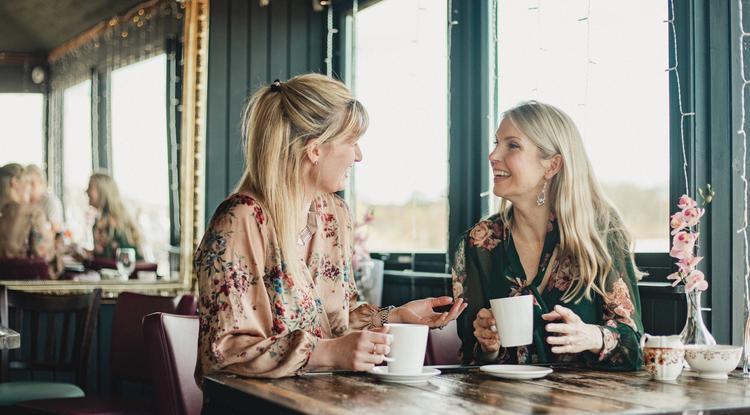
{"left": 453, "top": 101, "right": 644, "bottom": 371}
{"left": 195, "top": 74, "right": 466, "bottom": 380}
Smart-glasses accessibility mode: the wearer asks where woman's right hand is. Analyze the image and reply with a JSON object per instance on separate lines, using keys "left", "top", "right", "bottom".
{"left": 310, "top": 328, "right": 392, "bottom": 372}
{"left": 473, "top": 308, "right": 500, "bottom": 353}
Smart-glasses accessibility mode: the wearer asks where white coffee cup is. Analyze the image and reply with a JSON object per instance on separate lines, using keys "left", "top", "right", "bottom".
{"left": 383, "top": 323, "right": 429, "bottom": 375}
{"left": 490, "top": 295, "right": 533, "bottom": 347}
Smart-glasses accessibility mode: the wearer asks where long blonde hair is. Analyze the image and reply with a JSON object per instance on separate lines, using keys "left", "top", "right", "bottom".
{"left": 0, "top": 163, "right": 25, "bottom": 210}
{"left": 236, "top": 74, "right": 368, "bottom": 275}
{"left": 89, "top": 172, "right": 142, "bottom": 248}
{"left": 499, "top": 101, "right": 642, "bottom": 302}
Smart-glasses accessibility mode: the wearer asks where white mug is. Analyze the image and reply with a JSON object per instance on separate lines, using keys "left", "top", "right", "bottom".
{"left": 383, "top": 323, "right": 429, "bottom": 375}
{"left": 490, "top": 295, "right": 533, "bottom": 347}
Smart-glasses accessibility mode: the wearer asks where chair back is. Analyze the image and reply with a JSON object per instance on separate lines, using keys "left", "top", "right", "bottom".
{"left": 175, "top": 294, "right": 197, "bottom": 316}
{"left": 143, "top": 313, "right": 202, "bottom": 415}
{"left": 0, "top": 287, "right": 102, "bottom": 389}
{"left": 109, "top": 292, "right": 178, "bottom": 385}
{"left": 425, "top": 320, "right": 461, "bottom": 365}
{"left": 0, "top": 257, "right": 50, "bottom": 280}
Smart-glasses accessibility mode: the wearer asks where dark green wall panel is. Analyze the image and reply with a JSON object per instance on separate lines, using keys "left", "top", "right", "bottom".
{"left": 205, "top": 0, "right": 326, "bottom": 223}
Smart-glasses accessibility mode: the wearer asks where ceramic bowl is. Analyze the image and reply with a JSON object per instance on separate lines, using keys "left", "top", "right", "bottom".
{"left": 683, "top": 345, "right": 742, "bottom": 379}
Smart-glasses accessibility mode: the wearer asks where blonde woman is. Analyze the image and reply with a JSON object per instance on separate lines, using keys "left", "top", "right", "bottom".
{"left": 195, "top": 74, "right": 466, "bottom": 380}
{"left": 452, "top": 101, "right": 643, "bottom": 370}
{"left": 0, "top": 163, "right": 60, "bottom": 277}
{"left": 26, "top": 164, "right": 64, "bottom": 233}
{"left": 85, "top": 172, "right": 143, "bottom": 260}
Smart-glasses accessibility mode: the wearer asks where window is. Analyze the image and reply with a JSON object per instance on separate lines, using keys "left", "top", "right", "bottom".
{"left": 110, "top": 54, "right": 170, "bottom": 274}
{"left": 351, "top": 0, "right": 449, "bottom": 254}
{"left": 62, "top": 80, "right": 93, "bottom": 248}
{"left": 496, "top": 0, "right": 670, "bottom": 252}
{"left": 0, "top": 93, "right": 44, "bottom": 166}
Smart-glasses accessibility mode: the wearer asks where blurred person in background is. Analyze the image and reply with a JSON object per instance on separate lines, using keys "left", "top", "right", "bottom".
{"left": 0, "top": 163, "right": 61, "bottom": 277}
{"left": 75, "top": 172, "right": 144, "bottom": 261}
{"left": 26, "top": 164, "right": 64, "bottom": 233}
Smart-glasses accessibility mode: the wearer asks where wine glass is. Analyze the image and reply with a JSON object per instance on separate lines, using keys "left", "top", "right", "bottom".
{"left": 115, "top": 248, "right": 136, "bottom": 281}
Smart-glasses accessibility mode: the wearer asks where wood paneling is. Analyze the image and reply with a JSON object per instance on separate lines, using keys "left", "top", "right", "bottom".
{"left": 205, "top": 0, "right": 326, "bottom": 223}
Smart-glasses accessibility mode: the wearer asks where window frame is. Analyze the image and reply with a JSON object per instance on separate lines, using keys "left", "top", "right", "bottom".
{"left": 338, "top": 0, "right": 746, "bottom": 346}
{"left": 53, "top": 50, "right": 182, "bottom": 253}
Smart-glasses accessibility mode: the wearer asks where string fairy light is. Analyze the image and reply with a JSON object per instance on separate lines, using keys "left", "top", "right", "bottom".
{"left": 736, "top": 0, "right": 750, "bottom": 376}
{"left": 667, "top": 0, "right": 694, "bottom": 196}
{"left": 325, "top": 4, "right": 336, "bottom": 77}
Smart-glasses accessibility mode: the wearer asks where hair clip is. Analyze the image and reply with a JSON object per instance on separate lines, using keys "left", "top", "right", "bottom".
{"left": 270, "top": 79, "right": 282, "bottom": 92}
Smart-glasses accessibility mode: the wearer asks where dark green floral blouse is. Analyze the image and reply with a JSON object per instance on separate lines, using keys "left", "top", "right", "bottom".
{"left": 451, "top": 212, "right": 643, "bottom": 371}
{"left": 92, "top": 214, "right": 143, "bottom": 260}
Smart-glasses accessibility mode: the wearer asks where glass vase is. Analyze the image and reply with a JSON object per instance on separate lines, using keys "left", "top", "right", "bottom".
{"left": 680, "top": 289, "right": 716, "bottom": 346}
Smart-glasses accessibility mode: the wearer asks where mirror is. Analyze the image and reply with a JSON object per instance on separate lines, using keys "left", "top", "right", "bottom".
{"left": 0, "top": 0, "right": 208, "bottom": 294}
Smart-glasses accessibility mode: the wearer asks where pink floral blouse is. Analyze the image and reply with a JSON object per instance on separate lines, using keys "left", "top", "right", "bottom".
{"left": 195, "top": 193, "right": 379, "bottom": 380}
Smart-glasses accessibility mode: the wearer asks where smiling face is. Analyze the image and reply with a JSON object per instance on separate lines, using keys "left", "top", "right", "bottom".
{"left": 312, "top": 135, "right": 363, "bottom": 194}
{"left": 490, "top": 118, "right": 556, "bottom": 205}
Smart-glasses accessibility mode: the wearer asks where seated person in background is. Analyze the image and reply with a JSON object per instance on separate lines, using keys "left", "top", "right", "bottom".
{"left": 26, "top": 164, "right": 64, "bottom": 233}
{"left": 83, "top": 172, "right": 144, "bottom": 261}
{"left": 0, "top": 163, "right": 61, "bottom": 278}
{"left": 452, "top": 101, "right": 644, "bottom": 371}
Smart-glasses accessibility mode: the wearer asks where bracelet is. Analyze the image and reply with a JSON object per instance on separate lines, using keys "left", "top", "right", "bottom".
{"left": 377, "top": 306, "right": 395, "bottom": 326}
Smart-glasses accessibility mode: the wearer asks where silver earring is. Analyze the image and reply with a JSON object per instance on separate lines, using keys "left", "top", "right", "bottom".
{"left": 536, "top": 180, "right": 548, "bottom": 207}
{"left": 313, "top": 160, "right": 319, "bottom": 166}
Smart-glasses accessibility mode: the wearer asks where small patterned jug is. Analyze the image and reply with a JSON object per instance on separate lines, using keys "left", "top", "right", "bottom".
{"left": 642, "top": 334, "right": 684, "bottom": 381}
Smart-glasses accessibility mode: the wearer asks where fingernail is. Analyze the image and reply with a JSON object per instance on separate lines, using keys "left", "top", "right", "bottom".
{"left": 385, "top": 346, "right": 391, "bottom": 355}
{"left": 386, "top": 334, "right": 394, "bottom": 345}
{"left": 490, "top": 325, "right": 497, "bottom": 332}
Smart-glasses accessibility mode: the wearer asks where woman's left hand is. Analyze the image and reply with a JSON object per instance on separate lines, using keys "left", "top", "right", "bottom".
{"left": 542, "top": 305, "right": 603, "bottom": 354}
{"left": 394, "top": 297, "right": 467, "bottom": 329}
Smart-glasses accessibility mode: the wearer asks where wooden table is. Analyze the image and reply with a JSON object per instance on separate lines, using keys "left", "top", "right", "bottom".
{"left": 0, "top": 325, "right": 20, "bottom": 350}
{"left": 202, "top": 365, "right": 750, "bottom": 414}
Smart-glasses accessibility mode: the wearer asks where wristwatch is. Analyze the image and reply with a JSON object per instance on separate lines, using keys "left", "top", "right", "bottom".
{"left": 378, "top": 305, "right": 395, "bottom": 326}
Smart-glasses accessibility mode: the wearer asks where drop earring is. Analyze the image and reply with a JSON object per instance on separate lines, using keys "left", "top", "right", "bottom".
{"left": 536, "top": 180, "right": 548, "bottom": 207}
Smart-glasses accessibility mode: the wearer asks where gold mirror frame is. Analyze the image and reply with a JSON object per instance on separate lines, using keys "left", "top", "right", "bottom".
{"left": 0, "top": 0, "right": 209, "bottom": 295}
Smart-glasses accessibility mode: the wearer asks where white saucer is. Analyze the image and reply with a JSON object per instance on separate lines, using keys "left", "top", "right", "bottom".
{"left": 368, "top": 366, "right": 441, "bottom": 384}
{"left": 479, "top": 364, "right": 553, "bottom": 380}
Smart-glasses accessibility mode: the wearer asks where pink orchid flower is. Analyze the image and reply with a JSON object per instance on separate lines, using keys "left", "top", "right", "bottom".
{"left": 685, "top": 270, "right": 707, "bottom": 292}
{"left": 670, "top": 212, "right": 688, "bottom": 235}
{"left": 682, "top": 207, "right": 704, "bottom": 227}
{"left": 677, "top": 255, "right": 703, "bottom": 273}
{"left": 667, "top": 271, "right": 682, "bottom": 287}
{"left": 678, "top": 195, "right": 697, "bottom": 210}
{"left": 670, "top": 231, "right": 698, "bottom": 259}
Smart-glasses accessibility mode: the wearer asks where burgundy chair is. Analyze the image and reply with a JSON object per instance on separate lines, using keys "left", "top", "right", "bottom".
{"left": 175, "top": 294, "right": 197, "bottom": 316}
{"left": 17, "top": 292, "right": 194, "bottom": 414}
{"left": 0, "top": 288, "right": 101, "bottom": 407}
{"left": 0, "top": 257, "right": 50, "bottom": 280}
{"left": 425, "top": 320, "right": 461, "bottom": 366}
{"left": 143, "top": 313, "right": 201, "bottom": 415}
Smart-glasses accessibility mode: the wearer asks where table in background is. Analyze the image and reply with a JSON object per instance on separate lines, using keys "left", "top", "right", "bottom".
{"left": 203, "top": 365, "right": 750, "bottom": 414}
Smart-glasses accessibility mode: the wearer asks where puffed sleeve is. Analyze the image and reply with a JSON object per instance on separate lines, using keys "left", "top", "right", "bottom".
{"left": 452, "top": 236, "right": 492, "bottom": 364}
{"left": 583, "top": 234, "right": 644, "bottom": 371}
{"left": 196, "top": 197, "right": 318, "bottom": 380}
{"left": 332, "top": 194, "right": 380, "bottom": 331}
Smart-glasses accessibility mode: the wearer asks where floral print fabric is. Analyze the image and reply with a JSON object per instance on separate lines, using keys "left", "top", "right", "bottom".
{"left": 452, "top": 212, "right": 643, "bottom": 371}
{"left": 0, "top": 202, "right": 60, "bottom": 277}
{"left": 92, "top": 214, "right": 142, "bottom": 260}
{"left": 195, "top": 193, "right": 375, "bottom": 380}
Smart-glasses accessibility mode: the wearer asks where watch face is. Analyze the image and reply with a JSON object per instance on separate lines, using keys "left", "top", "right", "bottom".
{"left": 31, "top": 66, "right": 46, "bottom": 84}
